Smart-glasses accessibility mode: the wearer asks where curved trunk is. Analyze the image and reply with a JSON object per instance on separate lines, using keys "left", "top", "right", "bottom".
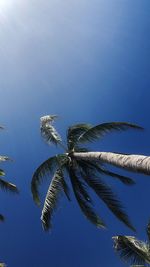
{"left": 73, "top": 152, "right": 150, "bottom": 175}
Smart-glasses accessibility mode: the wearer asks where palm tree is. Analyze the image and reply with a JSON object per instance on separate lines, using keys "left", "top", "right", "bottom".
{"left": 31, "top": 115, "right": 150, "bottom": 231}
{"left": 0, "top": 126, "right": 19, "bottom": 220}
{"left": 112, "top": 221, "right": 150, "bottom": 266}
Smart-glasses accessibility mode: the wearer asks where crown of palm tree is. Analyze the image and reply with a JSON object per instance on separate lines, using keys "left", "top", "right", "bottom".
{"left": 31, "top": 115, "right": 150, "bottom": 231}
{"left": 113, "top": 220, "right": 150, "bottom": 266}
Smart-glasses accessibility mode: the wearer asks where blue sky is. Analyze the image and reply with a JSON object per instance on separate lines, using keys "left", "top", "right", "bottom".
{"left": 0, "top": 0, "right": 150, "bottom": 266}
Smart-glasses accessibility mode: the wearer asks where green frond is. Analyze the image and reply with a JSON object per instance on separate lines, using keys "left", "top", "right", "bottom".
{"left": 41, "top": 169, "right": 67, "bottom": 231}
{"left": 0, "top": 156, "right": 11, "bottom": 162}
{"left": 67, "top": 123, "right": 92, "bottom": 150}
{"left": 0, "top": 178, "right": 19, "bottom": 193}
{"left": 82, "top": 174, "right": 135, "bottom": 231}
{"left": 69, "top": 167, "right": 105, "bottom": 228}
{"left": 77, "top": 159, "right": 135, "bottom": 186}
{"left": 0, "top": 263, "right": 6, "bottom": 267}
{"left": 40, "top": 115, "right": 59, "bottom": 125}
{"left": 0, "top": 169, "right": 5, "bottom": 176}
{"left": 0, "top": 214, "right": 4, "bottom": 222}
{"left": 113, "top": 236, "right": 150, "bottom": 265}
{"left": 146, "top": 220, "right": 150, "bottom": 242}
{"left": 99, "top": 168, "right": 135, "bottom": 185}
{"left": 31, "top": 155, "right": 68, "bottom": 205}
{"left": 40, "top": 115, "right": 62, "bottom": 146}
{"left": 77, "top": 122, "right": 143, "bottom": 144}
{"left": 70, "top": 169, "right": 92, "bottom": 203}
{"left": 74, "top": 146, "right": 90, "bottom": 153}
{"left": 59, "top": 170, "right": 71, "bottom": 201}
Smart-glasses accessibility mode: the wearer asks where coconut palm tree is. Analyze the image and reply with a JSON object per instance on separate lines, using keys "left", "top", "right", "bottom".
{"left": 0, "top": 126, "right": 19, "bottom": 220}
{"left": 112, "top": 220, "right": 150, "bottom": 266}
{"left": 31, "top": 115, "right": 150, "bottom": 231}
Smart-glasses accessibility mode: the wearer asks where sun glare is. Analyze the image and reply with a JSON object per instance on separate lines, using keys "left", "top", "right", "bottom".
{"left": 0, "top": 0, "right": 13, "bottom": 10}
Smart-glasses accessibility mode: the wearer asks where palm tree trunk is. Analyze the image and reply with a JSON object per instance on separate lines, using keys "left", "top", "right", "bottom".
{"left": 73, "top": 152, "right": 150, "bottom": 175}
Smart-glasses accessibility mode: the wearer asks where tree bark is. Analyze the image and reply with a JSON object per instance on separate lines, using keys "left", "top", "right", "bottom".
{"left": 73, "top": 152, "right": 150, "bottom": 175}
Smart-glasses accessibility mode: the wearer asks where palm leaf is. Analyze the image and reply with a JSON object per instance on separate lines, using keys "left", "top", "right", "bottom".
{"left": 40, "top": 115, "right": 58, "bottom": 125}
{"left": 99, "top": 168, "right": 135, "bottom": 185}
{"left": 31, "top": 155, "right": 67, "bottom": 205}
{"left": 77, "top": 122, "right": 143, "bottom": 144}
{"left": 0, "top": 178, "right": 18, "bottom": 193}
{"left": 40, "top": 115, "right": 62, "bottom": 145}
{"left": 146, "top": 220, "right": 150, "bottom": 242}
{"left": 69, "top": 167, "right": 105, "bottom": 228}
{"left": 113, "top": 236, "right": 150, "bottom": 265}
{"left": 0, "top": 169, "right": 5, "bottom": 176}
{"left": 0, "top": 263, "right": 6, "bottom": 267}
{"left": 41, "top": 169, "right": 67, "bottom": 231}
{"left": 58, "top": 170, "right": 71, "bottom": 201}
{"left": 67, "top": 123, "right": 92, "bottom": 150}
{"left": 0, "top": 156, "right": 11, "bottom": 162}
{"left": 81, "top": 172, "right": 135, "bottom": 231}
{"left": 77, "top": 159, "right": 135, "bottom": 186}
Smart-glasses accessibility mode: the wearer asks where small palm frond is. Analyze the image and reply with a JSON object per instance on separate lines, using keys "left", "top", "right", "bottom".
{"left": 99, "top": 168, "right": 135, "bottom": 186}
{"left": 82, "top": 173, "right": 135, "bottom": 231}
{"left": 31, "top": 155, "right": 68, "bottom": 205}
{"left": 59, "top": 171, "right": 71, "bottom": 201}
{"left": 0, "top": 263, "right": 6, "bottom": 267}
{"left": 113, "top": 236, "right": 150, "bottom": 265}
{"left": 146, "top": 220, "right": 150, "bottom": 242}
{"left": 0, "top": 214, "right": 4, "bottom": 222}
{"left": 77, "top": 159, "right": 135, "bottom": 186}
{"left": 0, "top": 156, "right": 11, "bottom": 162}
{"left": 77, "top": 122, "right": 143, "bottom": 144}
{"left": 0, "top": 178, "right": 19, "bottom": 193}
{"left": 40, "top": 115, "right": 62, "bottom": 145}
{"left": 0, "top": 169, "right": 5, "bottom": 176}
{"left": 67, "top": 123, "right": 92, "bottom": 150}
{"left": 41, "top": 169, "right": 68, "bottom": 231}
{"left": 70, "top": 170, "right": 92, "bottom": 203}
{"left": 40, "top": 115, "right": 58, "bottom": 125}
{"left": 69, "top": 167, "right": 105, "bottom": 228}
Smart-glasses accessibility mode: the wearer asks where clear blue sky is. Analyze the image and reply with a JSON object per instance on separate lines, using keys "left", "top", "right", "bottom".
{"left": 0, "top": 1, "right": 150, "bottom": 266}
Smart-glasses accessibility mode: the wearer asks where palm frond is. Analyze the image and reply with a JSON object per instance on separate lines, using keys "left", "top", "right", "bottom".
{"left": 40, "top": 115, "right": 58, "bottom": 125}
{"left": 99, "top": 168, "right": 135, "bottom": 185}
{"left": 0, "top": 263, "right": 6, "bottom": 267}
{"left": 0, "top": 169, "right": 5, "bottom": 176}
{"left": 146, "top": 220, "right": 150, "bottom": 242}
{"left": 69, "top": 167, "right": 105, "bottom": 228}
{"left": 0, "top": 156, "right": 11, "bottom": 162}
{"left": 0, "top": 178, "right": 18, "bottom": 193}
{"left": 82, "top": 173, "right": 135, "bottom": 231}
{"left": 113, "top": 236, "right": 150, "bottom": 265}
{"left": 0, "top": 214, "right": 4, "bottom": 222}
{"left": 77, "top": 122, "right": 143, "bottom": 144}
{"left": 73, "top": 146, "right": 90, "bottom": 153}
{"left": 31, "top": 155, "right": 68, "bottom": 205}
{"left": 77, "top": 159, "right": 135, "bottom": 186}
{"left": 40, "top": 115, "right": 62, "bottom": 145}
{"left": 59, "top": 170, "right": 71, "bottom": 201}
{"left": 41, "top": 169, "right": 67, "bottom": 231}
{"left": 67, "top": 123, "right": 92, "bottom": 150}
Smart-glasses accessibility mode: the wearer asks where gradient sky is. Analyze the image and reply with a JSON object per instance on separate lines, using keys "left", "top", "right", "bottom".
{"left": 0, "top": 1, "right": 150, "bottom": 266}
